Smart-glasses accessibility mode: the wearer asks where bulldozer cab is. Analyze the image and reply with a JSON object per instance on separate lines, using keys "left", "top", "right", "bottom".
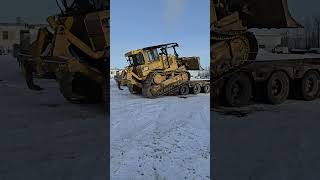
{"left": 126, "top": 51, "right": 145, "bottom": 66}
{"left": 144, "top": 43, "right": 179, "bottom": 68}
{"left": 125, "top": 43, "right": 180, "bottom": 72}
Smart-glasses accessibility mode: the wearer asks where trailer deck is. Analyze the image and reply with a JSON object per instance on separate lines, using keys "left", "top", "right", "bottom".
{"left": 213, "top": 53, "right": 320, "bottom": 107}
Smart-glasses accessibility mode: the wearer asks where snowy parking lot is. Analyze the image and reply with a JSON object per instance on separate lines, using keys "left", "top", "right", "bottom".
{"left": 0, "top": 56, "right": 107, "bottom": 180}
{"left": 110, "top": 80, "right": 210, "bottom": 179}
{"left": 213, "top": 100, "right": 320, "bottom": 180}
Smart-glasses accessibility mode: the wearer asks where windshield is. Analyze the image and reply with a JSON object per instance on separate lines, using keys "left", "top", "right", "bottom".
{"left": 127, "top": 53, "right": 145, "bottom": 66}
{"left": 158, "top": 46, "right": 179, "bottom": 57}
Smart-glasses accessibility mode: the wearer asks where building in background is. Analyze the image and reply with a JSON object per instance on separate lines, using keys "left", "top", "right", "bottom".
{"left": 110, "top": 67, "right": 123, "bottom": 79}
{"left": 0, "top": 17, "right": 46, "bottom": 55}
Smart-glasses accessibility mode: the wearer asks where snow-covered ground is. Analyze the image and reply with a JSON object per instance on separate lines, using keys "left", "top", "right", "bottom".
{"left": 213, "top": 101, "right": 320, "bottom": 179}
{"left": 212, "top": 50, "right": 320, "bottom": 179}
{"left": 110, "top": 80, "right": 210, "bottom": 180}
{"left": 256, "top": 49, "right": 320, "bottom": 61}
{"left": 0, "top": 55, "right": 107, "bottom": 180}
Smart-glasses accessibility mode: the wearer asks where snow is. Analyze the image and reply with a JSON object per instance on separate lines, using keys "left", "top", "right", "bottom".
{"left": 213, "top": 100, "right": 320, "bottom": 179}
{"left": 0, "top": 55, "right": 107, "bottom": 180}
{"left": 256, "top": 49, "right": 320, "bottom": 61}
{"left": 110, "top": 80, "right": 210, "bottom": 180}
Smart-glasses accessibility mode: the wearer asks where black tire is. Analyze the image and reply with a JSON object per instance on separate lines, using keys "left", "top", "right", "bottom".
{"left": 179, "top": 84, "right": 190, "bottom": 95}
{"left": 59, "top": 73, "right": 102, "bottom": 104}
{"left": 73, "top": 74, "right": 102, "bottom": 103}
{"left": 224, "top": 72, "right": 252, "bottom": 107}
{"left": 128, "top": 83, "right": 141, "bottom": 94}
{"left": 266, "top": 71, "right": 289, "bottom": 104}
{"left": 301, "top": 70, "right": 320, "bottom": 101}
{"left": 191, "top": 83, "right": 201, "bottom": 94}
{"left": 58, "top": 74, "right": 86, "bottom": 103}
{"left": 202, "top": 84, "right": 210, "bottom": 93}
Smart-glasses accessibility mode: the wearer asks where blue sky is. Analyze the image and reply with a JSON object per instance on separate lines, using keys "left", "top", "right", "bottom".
{"left": 110, "top": 0, "right": 210, "bottom": 68}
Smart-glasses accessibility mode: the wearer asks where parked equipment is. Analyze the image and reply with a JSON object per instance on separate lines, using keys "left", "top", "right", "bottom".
{"left": 211, "top": 0, "right": 309, "bottom": 107}
{"left": 17, "top": 0, "right": 109, "bottom": 103}
{"left": 120, "top": 43, "right": 209, "bottom": 98}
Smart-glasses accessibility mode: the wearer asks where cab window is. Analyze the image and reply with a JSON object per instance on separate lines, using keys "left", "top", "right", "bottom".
{"left": 146, "top": 49, "right": 159, "bottom": 62}
{"left": 129, "top": 53, "right": 144, "bottom": 66}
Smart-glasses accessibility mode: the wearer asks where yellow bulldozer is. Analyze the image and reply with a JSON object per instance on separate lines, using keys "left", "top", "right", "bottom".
{"left": 119, "top": 43, "right": 210, "bottom": 98}
{"left": 211, "top": 0, "right": 302, "bottom": 80}
{"left": 211, "top": 0, "right": 303, "bottom": 106}
{"left": 17, "top": 0, "right": 109, "bottom": 103}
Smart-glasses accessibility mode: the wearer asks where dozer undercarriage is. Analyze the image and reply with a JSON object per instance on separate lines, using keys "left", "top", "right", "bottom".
{"left": 140, "top": 70, "right": 190, "bottom": 98}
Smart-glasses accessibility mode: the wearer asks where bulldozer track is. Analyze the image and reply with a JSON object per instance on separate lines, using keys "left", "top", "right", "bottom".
{"left": 211, "top": 30, "right": 246, "bottom": 41}
{"left": 211, "top": 31, "right": 257, "bottom": 81}
{"left": 142, "top": 71, "right": 188, "bottom": 98}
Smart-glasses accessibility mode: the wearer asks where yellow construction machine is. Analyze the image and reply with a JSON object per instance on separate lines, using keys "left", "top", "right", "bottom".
{"left": 211, "top": 0, "right": 304, "bottom": 106}
{"left": 211, "top": 0, "right": 302, "bottom": 80}
{"left": 17, "top": 0, "right": 109, "bottom": 103}
{"left": 120, "top": 43, "right": 210, "bottom": 98}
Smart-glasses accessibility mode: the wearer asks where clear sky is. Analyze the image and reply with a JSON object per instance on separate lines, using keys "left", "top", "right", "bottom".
{"left": 110, "top": 0, "right": 210, "bottom": 69}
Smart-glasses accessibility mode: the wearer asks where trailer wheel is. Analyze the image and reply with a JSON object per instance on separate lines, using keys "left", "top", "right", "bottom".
{"left": 301, "top": 70, "right": 320, "bottom": 101}
{"left": 202, "top": 84, "right": 210, "bottom": 93}
{"left": 224, "top": 72, "right": 252, "bottom": 107}
{"left": 192, "top": 83, "right": 201, "bottom": 94}
{"left": 266, "top": 71, "right": 289, "bottom": 104}
{"left": 179, "top": 84, "right": 190, "bottom": 95}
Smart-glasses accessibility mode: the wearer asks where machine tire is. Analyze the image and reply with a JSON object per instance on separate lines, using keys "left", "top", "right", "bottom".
{"left": 128, "top": 83, "right": 141, "bottom": 94}
{"left": 179, "top": 84, "right": 190, "bottom": 95}
{"left": 73, "top": 74, "right": 102, "bottom": 103}
{"left": 224, "top": 72, "right": 252, "bottom": 107}
{"left": 301, "top": 70, "right": 320, "bottom": 101}
{"left": 58, "top": 73, "right": 102, "bottom": 104}
{"left": 202, "top": 84, "right": 210, "bottom": 93}
{"left": 192, "top": 83, "right": 201, "bottom": 94}
{"left": 58, "top": 74, "right": 85, "bottom": 103}
{"left": 266, "top": 71, "right": 289, "bottom": 104}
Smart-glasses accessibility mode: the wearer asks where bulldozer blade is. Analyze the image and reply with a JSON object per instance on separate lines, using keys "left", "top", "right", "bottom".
{"left": 180, "top": 57, "right": 202, "bottom": 70}
{"left": 236, "top": 0, "right": 303, "bottom": 28}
